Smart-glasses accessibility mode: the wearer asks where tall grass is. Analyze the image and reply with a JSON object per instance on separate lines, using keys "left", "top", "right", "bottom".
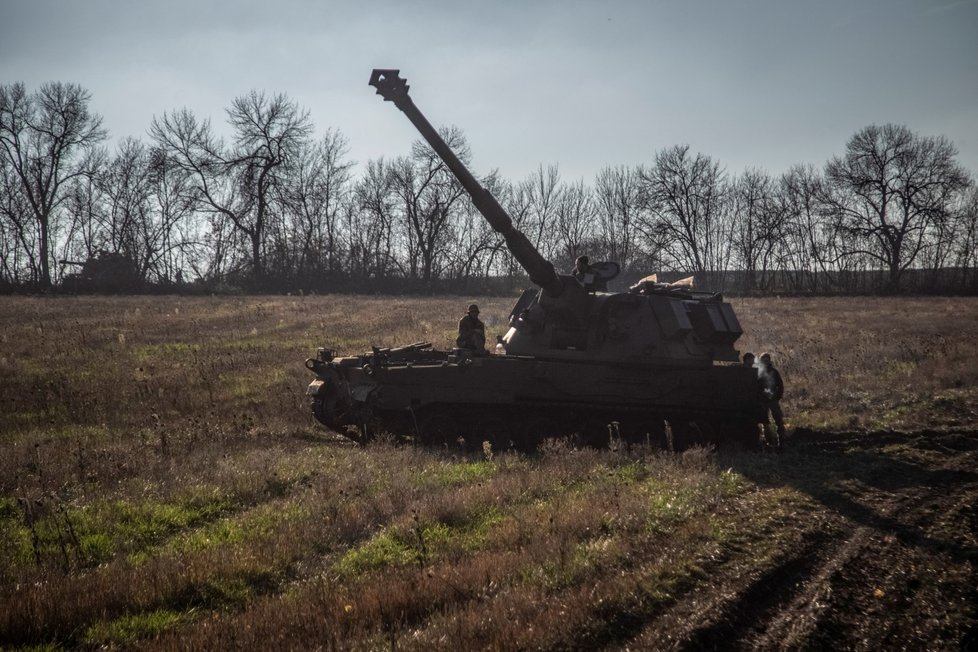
{"left": 1, "top": 294, "right": 976, "bottom": 648}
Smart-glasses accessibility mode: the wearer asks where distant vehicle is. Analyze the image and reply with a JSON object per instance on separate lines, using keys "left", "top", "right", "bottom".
{"left": 304, "top": 70, "right": 765, "bottom": 450}
{"left": 60, "top": 251, "right": 141, "bottom": 294}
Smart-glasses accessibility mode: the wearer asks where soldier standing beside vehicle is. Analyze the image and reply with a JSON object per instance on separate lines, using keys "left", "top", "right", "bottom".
{"left": 758, "top": 352, "right": 786, "bottom": 448}
{"left": 457, "top": 303, "right": 486, "bottom": 353}
{"left": 742, "top": 352, "right": 756, "bottom": 368}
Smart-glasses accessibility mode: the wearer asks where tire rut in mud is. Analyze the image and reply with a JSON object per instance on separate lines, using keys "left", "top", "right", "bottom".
{"left": 617, "top": 430, "right": 978, "bottom": 651}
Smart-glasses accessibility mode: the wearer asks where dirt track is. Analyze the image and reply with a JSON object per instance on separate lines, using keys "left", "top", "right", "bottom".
{"left": 623, "top": 429, "right": 978, "bottom": 651}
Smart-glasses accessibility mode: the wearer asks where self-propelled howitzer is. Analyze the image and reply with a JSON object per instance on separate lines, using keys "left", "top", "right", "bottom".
{"left": 303, "top": 69, "right": 765, "bottom": 450}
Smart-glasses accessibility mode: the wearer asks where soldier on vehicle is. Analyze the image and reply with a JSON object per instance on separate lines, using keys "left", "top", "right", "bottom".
{"left": 758, "top": 352, "right": 786, "bottom": 448}
{"left": 571, "top": 255, "right": 606, "bottom": 291}
{"left": 742, "top": 352, "right": 756, "bottom": 368}
{"left": 456, "top": 303, "right": 487, "bottom": 353}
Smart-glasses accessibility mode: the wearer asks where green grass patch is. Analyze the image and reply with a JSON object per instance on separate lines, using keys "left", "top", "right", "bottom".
{"left": 427, "top": 507, "right": 504, "bottom": 552}
{"left": 335, "top": 528, "right": 420, "bottom": 575}
{"left": 640, "top": 468, "right": 747, "bottom": 535}
{"left": 94, "top": 495, "right": 235, "bottom": 551}
{"left": 335, "top": 507, "right": 505, "bottom": 575}
{"left": 716, "top": 467, "right": 748, "bottom": 496}
{"left": 220, "top": 368, "right": 289, "bottom": 400}
{"left": 172, "top": 571, "right": 279, "bottom": 609}
{"left": 879, "top": 402, "right": 917, "bottom": 426}
{"left": 3, "top": 405, "right": 72, "bottom": 430}
{"left": 884, "top": 360, "right": 917, "bottom": 378}
{"left": 645, "top": 487, "right": 700, "bottom": 533}
{"left": 4, "top": 493, "right": 237, "bottom": 569}
{"left": 416, "top": 459, "right": 496, "bottom": 488}
{"left": 83, "top": 608, "right": 187, "bottom": 646}
{"left": 608, "top": 461, "right": 650, "bottom": 484}
{"left": 2, "top": 423, "right": 114, "bottom": 443}
{"left": 161, "top": 500, "right": 306, "bottom": 556}
{"left": 5, "top": 644, "right": 65, "bottom": 652}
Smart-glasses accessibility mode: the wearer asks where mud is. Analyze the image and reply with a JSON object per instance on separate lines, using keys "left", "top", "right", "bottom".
{"left": 624, "top": 429, "right": 978, "bottom": 650}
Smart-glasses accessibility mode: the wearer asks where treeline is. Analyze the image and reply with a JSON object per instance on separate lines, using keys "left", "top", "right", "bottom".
{"left": 2, "top": 82, "right": 976, "bottom": 295}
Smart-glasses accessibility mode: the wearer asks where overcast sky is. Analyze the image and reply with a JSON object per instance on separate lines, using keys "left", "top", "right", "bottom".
{"left": 2, "top": 0, "right": 976, "bottom": 183}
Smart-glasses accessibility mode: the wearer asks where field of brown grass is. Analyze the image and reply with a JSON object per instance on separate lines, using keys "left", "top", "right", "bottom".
{"left": 1, "top": 294, "right": 977, "bottom": 650}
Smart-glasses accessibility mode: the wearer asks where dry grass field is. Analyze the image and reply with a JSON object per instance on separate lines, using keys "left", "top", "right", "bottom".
{"left": 1, "top": 294, "right": 977, "bottom": 650}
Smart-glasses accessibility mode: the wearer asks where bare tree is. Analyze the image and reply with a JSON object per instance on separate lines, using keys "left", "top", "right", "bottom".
{"left": 390, "top": 127, "right": 469, "bottom": 283}
{"left": 59, "top": 171, "right": 101, "bottom": 274}
{"left": 497, "top": 176, "right": 533, "bottom": 277}
{"left": 150, "top": 108, "right": 236, "bottom": 279}
{"left": 950, "top": 183, "right": 978, "bottom": 291}
{"left": 94, "top": 138, "right": 155, "bottom": 277}
{"left": 0, "top": 155, "right": 40, "bottom": 283}
{"left": 824, "top": 124, "right": 970, "bottom": 292}
{"left": 638, "top": 146, "right": 732, "bottom": 279}
{"left": 731, "top": 168, "right": 786, "bottom": 293}
{"left": 54, "top": 139, "right": 199, "bottom": 286}
{"left": 274, "top": 129, "right": 353, "bottom": 283}
{"left": 348, "top": 158, "right": 399, "bottom": 279}
{"left": 554, "top": 179, "right": 597, "bottom": 269}
{"left": 472, "top": 171, "right": 518, "bottom": 277}
{"left": 0, "top": 82, "right": 107, "bottom": 287}
{"left": 775, "top": 165, "right": 834, "bottom": 293}
{"left": 593, "top": 165, "right": 642, "bottom": 272}
{"left": 520, "top": 165, "right": 563, "bottom": 261}
{"left": 146, "top": 145, "right": 204, "bottom": 283}
{"left": 151, "top": 91, "right": 312, "bottom": 281}
{"left": 443, "top": 196, "right": 500, "bottom": 281}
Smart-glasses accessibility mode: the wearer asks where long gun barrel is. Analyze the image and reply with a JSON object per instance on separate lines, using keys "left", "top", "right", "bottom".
{"left": 369, "top": 69, "right": 564, "bottom": 297}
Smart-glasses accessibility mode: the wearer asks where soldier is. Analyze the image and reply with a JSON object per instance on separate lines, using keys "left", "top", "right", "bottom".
{"left": 456, "top": 303, "right": 486, "bottom": 353}
{"left": 571, "top": 255, "right": 606, "bottom": 291}
{"left": 758, "top": 352, "right": 786, "bottom": 448}
{"left": 740, "top": 351, "right": 761, "bottom": 447}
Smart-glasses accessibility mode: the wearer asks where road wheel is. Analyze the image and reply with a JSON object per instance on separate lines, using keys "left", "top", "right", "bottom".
{"left": 418, "top": 411, "right": 463, "bottom": 448}
{"left": 725, "top": 419, "right": 761, "bottom": 451}
{"left": 621, "top": 418, "right": 668, "bottom": 448}
{"left": 667, "top": 419, "right": 700, "bottom": 452}
{"left": 470, "top": 417, "right": 514, "bottom": 454}
{"left": 573, "top": 418, "right": 612, "bottom": 448}
{"left": 516, "top": 416, "right": 561, "bottom": 451}
{"left": 692, "top": 420, "right": 719, "bottom": 447}
{"left": 311, "top": 396, "right": 334, "bottom": 427}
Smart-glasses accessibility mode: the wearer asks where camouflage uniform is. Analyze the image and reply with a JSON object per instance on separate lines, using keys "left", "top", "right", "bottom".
{"left": 456, "top": 308, "right": 486, "bottom": 352}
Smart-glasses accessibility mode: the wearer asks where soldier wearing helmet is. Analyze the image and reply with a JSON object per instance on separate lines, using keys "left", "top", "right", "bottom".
{"left": 758, "top": 352, "right": 786, "bottom": 448}
{"left": 456, "top": 303, "right": 486, "bottom": 353}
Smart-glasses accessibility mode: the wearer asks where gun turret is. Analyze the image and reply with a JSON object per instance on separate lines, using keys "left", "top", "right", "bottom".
{"left": 369, "top": 69, "right": 565, "bottom": 297}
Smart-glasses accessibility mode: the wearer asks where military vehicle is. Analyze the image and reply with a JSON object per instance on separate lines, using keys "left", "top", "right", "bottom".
{"left": 60, "top": 251, "right": 142, "bottom": 293}
{"left": 304, "top": 69, "right": 766, "bottom": 450}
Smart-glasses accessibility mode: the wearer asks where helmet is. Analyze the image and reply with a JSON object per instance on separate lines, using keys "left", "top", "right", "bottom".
{"left": 468, "top": 303, "right": 479, "bottom": 314}
{"left": 760, "top": 352, "right": 772, "bottom": 363}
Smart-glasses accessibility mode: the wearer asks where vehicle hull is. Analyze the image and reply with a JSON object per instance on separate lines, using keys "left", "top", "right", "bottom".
{"left": 306, "top": 347, "right": 765, "bottom": 450}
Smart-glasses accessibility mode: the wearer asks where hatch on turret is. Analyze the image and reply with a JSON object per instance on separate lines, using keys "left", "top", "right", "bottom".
{"left": 686, "top": 301, "right": 742, "bottom": 345}
{"left": 650, "top": 296, "right": 694, "bottom": 338}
